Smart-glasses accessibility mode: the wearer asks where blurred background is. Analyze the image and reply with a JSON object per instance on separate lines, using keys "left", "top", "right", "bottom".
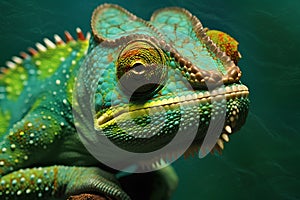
{"left": 0, "top": 0, "right": 299, "bottom": 199}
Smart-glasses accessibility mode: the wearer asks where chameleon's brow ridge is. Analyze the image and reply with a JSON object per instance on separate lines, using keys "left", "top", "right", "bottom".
{"left": 91, "top": 3, "right": 163, "bottom": 43}
{"left": 150, "top": 6, "right": 242, "bottom": 85}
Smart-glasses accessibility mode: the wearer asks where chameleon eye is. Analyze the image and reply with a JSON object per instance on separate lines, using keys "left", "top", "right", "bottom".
{"left": 116, "top": 40, "right": 167, "bottom": 99}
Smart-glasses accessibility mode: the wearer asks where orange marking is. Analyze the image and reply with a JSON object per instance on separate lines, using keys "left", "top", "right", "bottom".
{"left": 64, "top": 31, "right": 74, "bottom": 42}
{"left": 107, "top": 53, "right": 114, "bottom": 62}
{"left": 77, "top": 31, "right": 85, "bottom": 41}
{"left": 28, "top": 47, "right": 38, "bottom": 56}
{"left": 20, "top": 52, "right": 29, "bottom": 59}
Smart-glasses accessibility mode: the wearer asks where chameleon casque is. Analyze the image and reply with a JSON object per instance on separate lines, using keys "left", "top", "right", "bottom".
{"left": 0, "top": 3, "right": 249, "bottom": 200}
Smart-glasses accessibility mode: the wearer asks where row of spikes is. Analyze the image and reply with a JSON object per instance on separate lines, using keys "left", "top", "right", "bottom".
{"left": 133, "top": 134, "right": 231, "bottom": 170}
{"left": 138, "top": 142, "right": 223, "bottom": 171}
{"left": 2, "top": 28, "right": 90, "bottom": 72}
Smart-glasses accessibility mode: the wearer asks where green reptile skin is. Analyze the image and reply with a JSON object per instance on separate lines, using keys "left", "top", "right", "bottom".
{"left": 0, "top": 4, "right": 249, "bottom": 200}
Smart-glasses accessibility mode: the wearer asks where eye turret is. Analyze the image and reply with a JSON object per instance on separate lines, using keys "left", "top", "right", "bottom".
{"left": 116, "top": 40, "right": 167, "bottom": 99}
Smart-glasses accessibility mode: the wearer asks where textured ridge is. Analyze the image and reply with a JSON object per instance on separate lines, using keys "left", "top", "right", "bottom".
{"left": 0, "top": 28, "right": 90, "bottom": 76}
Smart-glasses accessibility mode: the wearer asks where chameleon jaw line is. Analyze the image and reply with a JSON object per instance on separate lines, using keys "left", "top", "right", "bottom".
{"left": 96, "top": 84, "right": 249, "bottom": 127}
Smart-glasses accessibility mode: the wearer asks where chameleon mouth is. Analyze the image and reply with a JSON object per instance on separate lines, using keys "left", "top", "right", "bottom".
{"left": 96, "top": 84, "right": 249, "bottom": 127}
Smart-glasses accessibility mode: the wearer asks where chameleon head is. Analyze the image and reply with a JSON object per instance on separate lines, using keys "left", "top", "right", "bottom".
{"left": 73, "top": 4, "right": 249, "bottom": 169}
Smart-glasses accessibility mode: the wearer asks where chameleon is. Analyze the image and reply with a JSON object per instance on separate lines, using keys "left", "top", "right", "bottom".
{"left": 0, "top": 3, "right": 249, "bottom": 200}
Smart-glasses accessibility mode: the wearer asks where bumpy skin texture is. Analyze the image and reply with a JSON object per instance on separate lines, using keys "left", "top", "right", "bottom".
{"left": 0, "top": 3, "right": 249, "bottom": 200}
{"left": 206, "top": 29, "right": 241, "bottom": 65}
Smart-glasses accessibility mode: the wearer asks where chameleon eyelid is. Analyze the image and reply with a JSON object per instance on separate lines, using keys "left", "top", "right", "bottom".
{"left": 116, "top": 39, "right": 167, "bottom": 99}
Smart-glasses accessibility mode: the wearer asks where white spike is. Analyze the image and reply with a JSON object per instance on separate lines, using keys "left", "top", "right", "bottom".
{"left": 54, "top": 34, "right": 65, "bottom": 44}
{"left": 160, "top": 158, "right": 167, "bottom": 167}
{"left": 222, "top": 133, "right": 229, "bottom": 142}
{"left": 86, "top": 32, "right": 91, "bottom": 40}
{"left": 238, "top": 52, "right": 242, "bottom": 59}
{"left": 35, "top": 43, "right": 47, "bottom": 52}
{"left": 151, "top": 162, "right": 156, "bottom": 169}
{"left": 76, "top": 27, "right": 82, "bottom": 33}
{"left": 12, "top": 56, "right": 22, "bottom": 64}
{"left": 43, "top": 38, "right": 56, "bottom": 49}
{"left": 155, "top": 160, "right": 160, "bottom": 168}
{"left": 225, "top": 125, "right": 232, "bottom": 134}
{"left": 6, "top": 61, "right": 16, "bottom": 69}
{"left": 217, "top": 139, "right": 224, "bottom": 150}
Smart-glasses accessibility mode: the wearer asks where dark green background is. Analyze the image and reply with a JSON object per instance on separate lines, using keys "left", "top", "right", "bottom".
{"left": 0, "top": 0, "right": 299, "bottom": 199}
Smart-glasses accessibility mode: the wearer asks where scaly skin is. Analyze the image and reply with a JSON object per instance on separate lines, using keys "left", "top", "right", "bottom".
{"left": 0, "top": 4, "right": 249, "bottom": 200}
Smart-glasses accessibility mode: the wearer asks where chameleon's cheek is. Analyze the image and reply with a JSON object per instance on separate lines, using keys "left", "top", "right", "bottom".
{"left": 116, "top": 40, "right": 167, "bottom": 100}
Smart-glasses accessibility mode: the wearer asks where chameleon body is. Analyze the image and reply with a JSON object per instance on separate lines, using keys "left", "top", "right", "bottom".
{"left": 0, "top": 4, "right": 249, "bottom": 200}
